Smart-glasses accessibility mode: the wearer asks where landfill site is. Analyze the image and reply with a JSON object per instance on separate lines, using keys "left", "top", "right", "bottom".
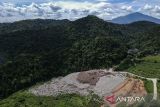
{"left": 30, "top": 69, "right": 147, "bottom": 106}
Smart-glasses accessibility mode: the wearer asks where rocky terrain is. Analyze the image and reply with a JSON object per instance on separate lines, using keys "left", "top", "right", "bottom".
{"left": 29, "top": 69, "right": 126, "bottom": 97}
{"left": 29, "top": 69, "right": 149, "bottom": 107}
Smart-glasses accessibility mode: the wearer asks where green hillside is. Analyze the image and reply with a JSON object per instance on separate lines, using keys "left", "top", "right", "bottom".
{"left": 0, "top": 15, "right": 160, "bottom": 99}
{"left": 0, "top": 91, "right": 102, "bottom": 107}
{"left": 127, "top": 55, "right": 160, "bottom": 78}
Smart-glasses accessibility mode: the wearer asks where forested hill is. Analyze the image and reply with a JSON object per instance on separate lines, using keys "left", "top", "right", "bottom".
{"left": 0, "top": 15, "right": 160, "bottom": 99}
{"left": 0, "top": 19, "right": 70, "bottom": 34}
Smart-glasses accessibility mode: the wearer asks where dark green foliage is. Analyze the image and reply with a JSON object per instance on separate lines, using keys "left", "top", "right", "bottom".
{"left": 0, "top": 15, "right": 160, "bottom": 99}
{"left": 0, "top": 91, "right": 102, "bottom": 107}
{"left": 66, "top": 37, "right": 127, "bottom": 72}
{"left": 0, "top": 19, "right": 70, "bottom": 34}
{"left": 115, "top": 55, "right": 135, "bottom": 71}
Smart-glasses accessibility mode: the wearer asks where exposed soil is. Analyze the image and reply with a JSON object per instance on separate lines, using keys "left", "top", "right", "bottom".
{"left": 104, "top": 78, "right": 147, "bottom": 106}
{"left": 29, "top": 69, "right": 148, "bottom": 107}
{"left": 29, "top": 69, "right": 125, "bottom": 97}
{"left": 77, "top": 70, "right": 113, "bottom": 85}
{"left": 112, "top": 78, "right": 147, "bottom": 97}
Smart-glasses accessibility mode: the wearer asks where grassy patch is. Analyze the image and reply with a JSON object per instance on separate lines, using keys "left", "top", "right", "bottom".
{"left": 143, "top": 55, "right": 160, "bottom": 63}
{"left": 143, "top": 79, "right": 153, "bottom": 94}
{"left": 127, "top": 55, "right": 160, "bottom": 78}
{"left": 157, "top": 81, "right": 160, "bottom": 98}
{"left": 0, "top": 91, "right": 102, "bottom": 107}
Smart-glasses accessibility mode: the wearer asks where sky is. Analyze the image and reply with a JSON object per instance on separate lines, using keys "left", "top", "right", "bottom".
{"left": 0, "top": 0, "right": 160, "bottom": 22}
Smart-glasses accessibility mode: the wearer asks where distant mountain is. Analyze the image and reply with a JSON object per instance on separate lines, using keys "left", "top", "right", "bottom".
{"left": 111, "top": 12, "right": 160, "bottom": 24}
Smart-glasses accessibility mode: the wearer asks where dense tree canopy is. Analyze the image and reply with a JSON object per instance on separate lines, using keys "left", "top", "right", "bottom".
{"left": 0, "top": 15, "right": 160, "bottom": 99}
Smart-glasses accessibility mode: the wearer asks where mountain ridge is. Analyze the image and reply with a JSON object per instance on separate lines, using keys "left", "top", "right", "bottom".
{"left": 111, "top": 12, "right": 160, "bottom": 24}
{"left": 0, "top": 14, "right": 160, "bottom": 99}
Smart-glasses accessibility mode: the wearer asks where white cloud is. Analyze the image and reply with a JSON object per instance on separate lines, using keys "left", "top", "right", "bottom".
{"left": 139, "top": 4, "right": 160, "bottom": 18}
{"left": 143, "top": 4, "right": 153, "bottom": 10}
{"left": 121, "top": 5, "right": 133, "bottom": 12}
{"left": 153, "top": 5, "right": 160, "bottom": 13}
{"left": 0, "top": 1, "right": 130, "bottom": 22}
{"left": 96, "top": 0, "right": 108, "bottom": 2}
{"left": 0, "top": 1, "right": 159, "bottom": 23}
